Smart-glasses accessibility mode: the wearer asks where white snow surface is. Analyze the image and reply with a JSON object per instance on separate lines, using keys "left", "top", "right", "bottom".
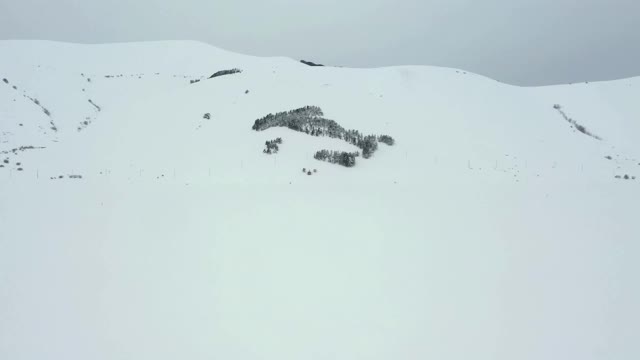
{"left": 1, "top": 41, "right": 639, "bottom": 359}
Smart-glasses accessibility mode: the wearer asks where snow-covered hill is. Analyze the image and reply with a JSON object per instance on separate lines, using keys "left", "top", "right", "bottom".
{"left": 1, "top": 41, "right": 638, "bottom": 360}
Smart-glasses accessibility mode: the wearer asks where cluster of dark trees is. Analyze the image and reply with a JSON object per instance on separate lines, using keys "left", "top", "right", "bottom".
{"left": 553, "top": 104, "right": 602, "bottom": 140}
{"left": 359, "top": 135, "right": 379, "bottom": 159}
{"left": 209, "top": 68, "right": 242, "bottom": 79}
{"left": 2, "top": 78, "right": 56, "bottom": 129}
{"left": 300, "top": 60, "right": 324, "bottom": 67}
{"left": 252, "top": 106, "right": 325, "bottom": 131}
{"left": 378, "top": 135, "right": 395, "bottom": 146}
{"left": 314, "top": 150, "right": 359, "bottom": 167}
{"left": 252, "top": 106, "right": 395, "bottom": 161}
{"left": 190, "top": 79, "right": 201, "bottom": 84}
{"left": 203, "top": 113, "right": 211, "bottom": 120}
{"left": 0, "top": 146, "right": 42, "bottom": 156}
{"left": 263, "top": 138, "right": 283, "bottom": 154}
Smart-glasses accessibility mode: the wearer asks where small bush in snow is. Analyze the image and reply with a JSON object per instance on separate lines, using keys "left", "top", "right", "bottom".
{"left": 203, "top": 113, "right": 211, "bottom": 120}
{"left": 88, "top": 99, "right": 101, "bottom": 111}
{"left": 2, "top": 78, "right": 8, "bottom": 84}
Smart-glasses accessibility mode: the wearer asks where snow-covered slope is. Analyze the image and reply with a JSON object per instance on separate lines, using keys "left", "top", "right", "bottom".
{"left": 2, "top": 40, "right": 639, "bottom": 185}
{"left": 1, "top": 41, "right": 639, "bottom": 360}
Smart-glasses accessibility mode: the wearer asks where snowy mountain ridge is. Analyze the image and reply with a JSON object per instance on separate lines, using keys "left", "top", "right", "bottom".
{"left": 1, "top": 40, "right": 639, "bottom": 185}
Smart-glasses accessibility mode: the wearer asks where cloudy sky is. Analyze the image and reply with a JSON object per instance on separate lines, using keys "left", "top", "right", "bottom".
{"left": 2, "top": 0, "right": 639, "bottom": 85}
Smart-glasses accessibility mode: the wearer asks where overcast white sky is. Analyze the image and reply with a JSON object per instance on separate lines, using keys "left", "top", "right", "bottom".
{"left": 2, "top": 0, "right": 639, "bottom": 85}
